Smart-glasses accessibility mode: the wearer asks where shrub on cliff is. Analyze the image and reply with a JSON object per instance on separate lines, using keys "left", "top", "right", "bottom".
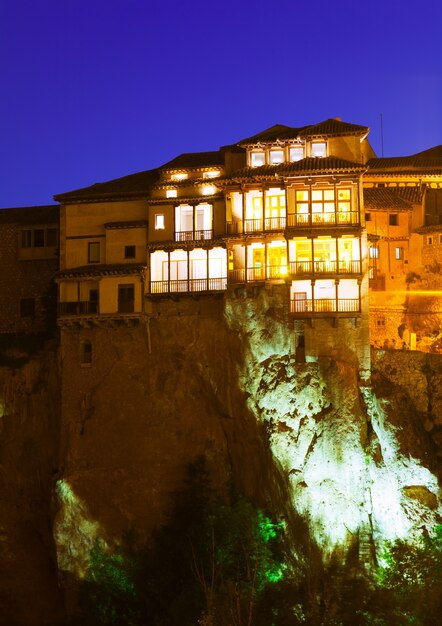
{"left": 73, "top": 459, "right": 300, "bottom": 626}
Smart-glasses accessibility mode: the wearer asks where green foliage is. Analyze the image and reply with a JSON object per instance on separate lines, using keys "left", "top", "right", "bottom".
{"left": 75, "top": 459, "right": 298, "bottom": 626}
{"left": 372, "top": 525, "right": 442, "bottom": 625}
{"left": 78, "top": 540, "right": 140, "bottom": 625}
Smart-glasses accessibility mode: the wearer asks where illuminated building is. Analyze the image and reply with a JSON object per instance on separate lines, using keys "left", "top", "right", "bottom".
{"left": 54, "top": 118, "right": 375, "bottom": 374}
{"left": 363, "top": 147, "right": 442, "bottom": 347}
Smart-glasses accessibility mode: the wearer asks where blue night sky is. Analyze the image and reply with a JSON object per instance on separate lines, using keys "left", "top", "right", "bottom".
{"left": 1, "top": 0, "right": 441, "bottom": 208}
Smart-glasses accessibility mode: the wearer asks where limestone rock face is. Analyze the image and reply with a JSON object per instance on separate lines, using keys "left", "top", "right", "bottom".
{"left": 2, "top": 294, "right": 442, "bottom": 623}
{"left": 0, "top": 345, "right": 63, "bottom": 626}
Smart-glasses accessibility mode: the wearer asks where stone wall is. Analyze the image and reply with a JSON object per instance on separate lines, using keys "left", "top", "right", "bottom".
{"left": 0, "top": 207, "right": 58, "bottom": 334}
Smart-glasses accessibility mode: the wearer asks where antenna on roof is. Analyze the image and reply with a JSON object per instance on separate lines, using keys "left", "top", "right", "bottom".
{"left": 380, "top": 113, "right": 384, "bottom": 157}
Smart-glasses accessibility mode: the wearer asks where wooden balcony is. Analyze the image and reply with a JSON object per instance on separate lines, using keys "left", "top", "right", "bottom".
{"left": 228, "top": 265, "right": 288, "bottom": 283}
{"left": 287, "top": 212, "right": 360, "bottom": 228}
{"left": 226, "top": 216, "right": 286, "bottom": 235}
{"left": 290, "top": 298, "right": 360, "bottom": 315}
{"left": 175, "top": 229, "right": 213, "bottom": 242}
{"left": 150, "top": 277, "right": 227, "bottom": 294}
{"left": 58, "top": 301, "right": 98, "bottom": 315}
{"left": 289, "top": 260, "right": 362, "bottom": 275}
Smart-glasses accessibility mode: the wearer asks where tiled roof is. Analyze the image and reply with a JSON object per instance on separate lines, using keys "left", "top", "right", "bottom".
{"left": 0, "top": 204, "right": 59, "bottom": 224}
{"left": 297, "top": 119, "right": 369, "bottom": 138}
{"left": 104, "top": 220, "right": 148, "bottom": 229}
{"left": 415, "top": 224, "right": 442, "bottom": 234}
{"left": 237, "top": 118, "right": 369, "bottom": 145}
{"left": 412, "top": 145, "right": 442, "bottom": 158}
{"left": 159, "top": 151, "right": 225, "bottom": 170}
{"left": 56, "top": 263, "right": 146, "bottom": 279}
{"left": 363, "top": 188, "right": 413, "bottom": 210}
{"left": 54, "top": 169, "right": 160, "bottom": 203}
{"left": 367, "top": 155, "right": 442, "bottom": 175}
{"left": 221, "top": 157, "right": 365, "bottom": 182}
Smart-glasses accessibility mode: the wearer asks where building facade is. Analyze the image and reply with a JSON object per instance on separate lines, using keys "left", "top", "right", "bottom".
{"left": 0, "top": 205, "right": 59, "bottom": 334}
{"left": 53, "top": 118, "right": 379, "bottom": 373}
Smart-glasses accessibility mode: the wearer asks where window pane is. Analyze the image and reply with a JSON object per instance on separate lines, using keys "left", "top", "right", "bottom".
{"left": 21, "top": 230, "right": 32, "bottom": 248}
{"left": 289, "top": 146, "right": 304, "bottom": 161}
{"left": 296, "top": 190, "right": 309, "bottom": 201}
{"left": 251, "top": 152, "right": 265, "bottom": 167}
{"left": 125, "top": 245, "right": 136, "bottom": 259}
{"left": 155, "top": 214, "right": 165, "bottom": 229}
{"left": 312, "top": 142, "right": 326, "bottom": 157}
{"left": 269, "top": 150, "right": 284, "bottom": 164}
{"left": 33, "top": 229, "right": 45, "bottom": 247}
{"left": 324, "top": 189, "right": 334, "bottom": 201}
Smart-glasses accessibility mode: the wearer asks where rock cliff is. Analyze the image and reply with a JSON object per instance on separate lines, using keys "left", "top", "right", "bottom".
{"left": 1, "top": 293, "right": 442, "bottom": 623}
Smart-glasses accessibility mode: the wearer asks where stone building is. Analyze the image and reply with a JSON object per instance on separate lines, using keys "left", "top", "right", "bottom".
{"left": 363, "top": 148, "right": 442, "bottom": 347}
{"left": 0, "top": 205, "right": 59, "bottom": 334}
{"left": 54, "top": 118, "right": 376, "bottom": 374}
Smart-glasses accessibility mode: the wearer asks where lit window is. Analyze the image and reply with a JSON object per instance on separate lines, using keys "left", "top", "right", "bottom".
{"left": 311, "top": 142, "right": 327, "bottom": 157}
{"left": 395, "top": 247, "right": 403, "bottom": 260}
{"left": 369, "top": 246, "right": 379, "bottom": 259}
{"left": 202, "top": 185, "right": 216, "bottom": 196}
{"left": 203, "top": 171, "right": 220, "bottom": 179}
{"left": 88, "top": 242, "right": 100, "bottom": 263}
{"left": 155, "top": 214, "right": 165, "bottom": 230}
{"left": 171, "top": 173, "right": 188, "bottom": 181}
{"left": 251, "top": 152, "right": 265, "bottom": 167}
{"left": 389, "top": 214, "right": 398, "bottom": 226}
{"left": 289, "top": 146, "right": 304, "bottom": 161}
{"left": 20, "top": 298, "right": 35, "bottom": 318}
{"left": 125, "top": 245, "right": 136, "bottom": 259}
{"left": 428, "top": 236, "right": 433, "bottom": 245}
{"left": 166, "top": 189, "right": 177, "bottom": 198}
{"left": 269, "top": 149, "right": 284, "bottom": 164}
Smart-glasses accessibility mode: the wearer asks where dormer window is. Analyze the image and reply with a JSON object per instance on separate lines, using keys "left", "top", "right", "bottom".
{"left": 166, "top": 189, "right": 177, "bottom": 198}
{"left": 289, "top": 146, "right": 304, "bottom": 162}
{"left": 203, "top": 170, "right": 220, "bottom": 179}
{"left": 251, "top": 151, "right": 265, "bottom": 167}
{"left": 311, "top": 142, "right": 327, "bottom": 158}
{"left": 269, "top": 149, "right": 284, "bottom": 165}
{"left": 171, "top": 173, "right": 188, "bottom": 181}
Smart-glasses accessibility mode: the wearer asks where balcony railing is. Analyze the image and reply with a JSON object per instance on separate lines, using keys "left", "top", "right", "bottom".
{"left": 226, "top": 216, "right": 286, "bottom": 235}
{"left": 150, "top": 277, "right": 227, "bottom": 294}
{"left": 290, "top": 298, "right": 360, "bottom": 314}
{"left": 287, "top": 212, "right": 360, "bottom": 228}
{"left": 289, "top": 260, "right": 362, "bottom": 275}
{"left": 264, "top": 216, "right": 286, "bottom": 231}
{"left": 175, "top": 229, "right": 213, "bottom": 242}
{"left": 58, "top": 301, "right": 98, "bottom": 315}
{"left": 228, "top": 266, "right": 288, "bottom": 283}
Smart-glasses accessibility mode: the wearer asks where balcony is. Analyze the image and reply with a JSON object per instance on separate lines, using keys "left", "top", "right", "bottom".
{"left": 289, "top": 260, "right": 362, "bottom": 275}
{"left": 290, "top": 298, "right": 360, "bottom": 314}
{"left": 226, "top": 216, "right": 286, "bottom": 235}
{"left": 287, "top": 212, "right": 360, "bottom": 228}
{"left": 228, "top": 265, "right": 288, "bottom": 283}
{"left": 58, "top": 301, "right": 98, "bottom": 315}
{"left": 175, "top": 229, "right": 213, "bottom": 242}
{"left": 150, "top": 277, "right": 227, "bottom": 294}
